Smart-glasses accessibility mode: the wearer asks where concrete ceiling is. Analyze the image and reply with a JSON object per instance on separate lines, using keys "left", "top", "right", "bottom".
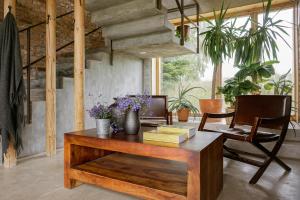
{"left": 164, "top": 0, "right": 267, "bottom": 19}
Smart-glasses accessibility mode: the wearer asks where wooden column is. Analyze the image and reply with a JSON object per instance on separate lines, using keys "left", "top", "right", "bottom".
{"left": 4, "top": 0, "right": 16, "bottom": 16}
{"left": 294, "top": 1, "right": 300, "bottom": 122}
{"left": 45, "top": 0, "right": 57, "bottom": 157}
{"left": 3, "top": 0, "right": 17, "bottom": 168}
{"left": 74, "top": 0, "right": 85, "bottom": 131}
{"left": 155, "top": 57, "right": 161, "bottom": 95}
{"left": 215, "top": 63, "right": 222, "bottom": 99}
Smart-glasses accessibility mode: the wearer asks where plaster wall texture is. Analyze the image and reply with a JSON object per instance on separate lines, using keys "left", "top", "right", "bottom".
{"left": 0, "top": 52, "right": 143, "bottom": 162}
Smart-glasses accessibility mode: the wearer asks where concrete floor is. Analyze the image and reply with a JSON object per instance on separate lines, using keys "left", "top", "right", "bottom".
{"left": 0, "top": 150, "right": 299, "bottom": 200}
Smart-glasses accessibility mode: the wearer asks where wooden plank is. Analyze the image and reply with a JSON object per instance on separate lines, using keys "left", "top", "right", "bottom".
{"left": 3, "top": 0, "right": 17, "bottom": 169}
{"left": 69, "top": 153, "right": 187, "bottom": 200}
{"left": 74, "top": 0, "right": 86, "bottom": 131}
{"left": 170, "top": 0, "right": 294, "bottom": 25}
{"left": 45, "top": 0, "right": 57, "bottom": 157}
{"left": 73, "top": 153, "right": 188, "bottom": 196}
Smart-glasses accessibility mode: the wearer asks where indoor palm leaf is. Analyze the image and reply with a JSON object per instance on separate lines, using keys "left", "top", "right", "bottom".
{"left": 200, "top": 1, "right": 235, "bottom": 99}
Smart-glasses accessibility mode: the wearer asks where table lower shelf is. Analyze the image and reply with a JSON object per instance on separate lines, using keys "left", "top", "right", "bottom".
{"left": 71, "top": 153, "right": 188, "bottom": 199}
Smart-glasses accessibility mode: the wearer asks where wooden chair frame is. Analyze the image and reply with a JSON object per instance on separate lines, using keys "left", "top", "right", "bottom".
{"left": 198, "top": 95, "right": 292, "bottom": 184}
{"left": 129, "top": 95, "right": 173, "bottom": 126}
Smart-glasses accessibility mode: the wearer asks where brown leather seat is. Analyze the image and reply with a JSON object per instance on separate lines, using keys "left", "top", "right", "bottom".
{"left": 199, "top": 95, "right": 291, "bottom": 184}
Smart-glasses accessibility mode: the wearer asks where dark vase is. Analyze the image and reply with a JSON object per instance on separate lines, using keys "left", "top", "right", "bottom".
{"left": 124, "top": 109, "right": 140, "bottom": 135}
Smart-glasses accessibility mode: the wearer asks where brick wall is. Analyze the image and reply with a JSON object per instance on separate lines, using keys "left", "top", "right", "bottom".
{"left": 0, "top": 0, "right": 105, "bottom": 69}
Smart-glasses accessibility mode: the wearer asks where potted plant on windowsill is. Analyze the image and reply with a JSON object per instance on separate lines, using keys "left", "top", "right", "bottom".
{"left": 87, "top": 103, "right": 112, "bottom": 137}
{"left": 169, "top": 85, "right": 204, "bottom": 122}
{"left": 199, "top": 2, "right": 235, "bottom": 117}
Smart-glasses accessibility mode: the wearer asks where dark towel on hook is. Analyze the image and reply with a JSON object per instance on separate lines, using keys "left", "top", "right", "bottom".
{"left": 0, "top": 12, "right": 25, "bottom": 156}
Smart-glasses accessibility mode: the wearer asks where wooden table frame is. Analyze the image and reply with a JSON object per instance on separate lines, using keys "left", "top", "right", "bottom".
{"left": 64, "top": 129, "right": 223, "bottom": 200}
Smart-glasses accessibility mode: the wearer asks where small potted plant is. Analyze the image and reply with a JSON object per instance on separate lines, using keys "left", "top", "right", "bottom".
{"left": 169, "top": 85, "right": 204, "bottom": 122}
{"left": 116, "top": 94, "right": 151, "bottom": 135}
{"left": 87, "top": 103, "right": 112, "bottom": 136}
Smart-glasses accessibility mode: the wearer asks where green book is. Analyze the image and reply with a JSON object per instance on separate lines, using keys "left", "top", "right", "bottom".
{"left": 157, "top": 125, "right": 196, "bottom": 138}
{"left": 143, "top": 130, "right": 187, "bottom": 144}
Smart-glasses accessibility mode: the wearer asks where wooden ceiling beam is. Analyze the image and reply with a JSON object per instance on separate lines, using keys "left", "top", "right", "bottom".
{"left": 170, "top": 0, "right": 295, "bottom": 26}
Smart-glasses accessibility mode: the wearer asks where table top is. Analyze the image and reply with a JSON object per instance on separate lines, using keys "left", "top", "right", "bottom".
{"left": 65, "top": 127, "right": 223, "bottom": 153}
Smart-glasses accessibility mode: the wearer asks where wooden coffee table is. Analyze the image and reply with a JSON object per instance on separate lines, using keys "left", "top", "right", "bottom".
{"left": 64, "top": 128, "right": 223, "bottom": 200}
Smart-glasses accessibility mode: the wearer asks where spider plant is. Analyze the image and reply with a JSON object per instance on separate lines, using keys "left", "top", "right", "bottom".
{"left": 200, "top": 1, "right": 235, "bottom": 99}
{"left": 168, "top": 85, "right": 205, "bottom": 116}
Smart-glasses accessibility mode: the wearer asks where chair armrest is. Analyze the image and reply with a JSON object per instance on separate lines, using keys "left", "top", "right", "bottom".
{"left": 198, "top": 112, "right": 235, "bottom": 131}
{"left": 248, "top": 116, "right": 289, "bottom": 142}
{"left": 205, "top": 112, "right": 235, "bottom": 119}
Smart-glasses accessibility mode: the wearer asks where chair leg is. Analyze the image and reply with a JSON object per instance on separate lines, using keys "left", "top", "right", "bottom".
{"left": 249, "top": 156, "right": 273, "bottom": 184}
{"left": 253, "top": 142, "right": 291, "bottom": 171}
{"left": 249, "top": 141, "right": 291, "bottom": 184}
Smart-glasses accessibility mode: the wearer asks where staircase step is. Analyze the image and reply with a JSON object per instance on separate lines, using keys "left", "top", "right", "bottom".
{"left": 86, "top": 0, "right": 131, "bottom": 12}
{"left": 91, "top": 0, "right": 166, "bottom": 26}
{"left": 30, "top": 88, "right": 45, "bottom": 101}
{"left": 24, "top": 79, "right": 45, "bottom": 89}
{"left": 102, "top": 14, "right": 174, "bottom": 40}
{"left": 113, "top": 31, "right": 196, "bottom": 58}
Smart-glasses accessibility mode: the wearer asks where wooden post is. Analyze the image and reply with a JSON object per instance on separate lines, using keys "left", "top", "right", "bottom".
{"left": 215, "top": 63, "right": 222, "bottom": 99}
{"left": 294, "top": 1, "right": 300, "bottom": 122}
{"left": 4, "top": 0, "right": 16, "bottom": 16}
{"left": 74, "top": 0, "right": 85, "bottom": 131}
{"left": 3, "top": 0, "right": 17, "bottom": 168}
{"left": 45, "top": 0, "right": 57, "bottom": 157}
{"left": 155, "top": 57, "right": 161, "bottom": 95}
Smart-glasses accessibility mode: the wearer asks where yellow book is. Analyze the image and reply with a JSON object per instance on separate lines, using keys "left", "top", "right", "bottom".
{"left": 157, "top": 125, "right": 196, "bottom": 139}
{"left": 143, "top": 130, "right": 187, "bottom": 144}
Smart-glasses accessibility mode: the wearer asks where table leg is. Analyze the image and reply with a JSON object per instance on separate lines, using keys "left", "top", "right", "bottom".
{"left": 187, "top": 154, "right": 200, "bottom": 200}
{"left": 64, "top": 141, "right": 76, "bottom": 189}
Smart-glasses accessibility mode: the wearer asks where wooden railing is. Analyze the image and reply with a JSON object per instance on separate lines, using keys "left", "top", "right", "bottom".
{"left": 19, "top": 10, "right": 101, "bottom": 124}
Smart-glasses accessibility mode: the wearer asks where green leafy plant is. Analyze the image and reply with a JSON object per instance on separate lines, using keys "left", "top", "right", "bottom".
{"left": 200, "top": 1, "right": 235, "bottom": 99}
{"left": 234, "top": 0, "right": 289, "bottom": 65}
{"left": 168, "top": 85, "right": 205, "bottom": 115}
{"left": 218, "top": 78, "right": 260, "bottom": 107}
{"left": 235, "top": 60, "right": 277, "bottom": 85}
{"left": 264, "top": 69, "right": 293, "bottom": 95}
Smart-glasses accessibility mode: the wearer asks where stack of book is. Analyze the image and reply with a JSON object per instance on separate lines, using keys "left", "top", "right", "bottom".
{"left": 143, "top": 125, "right": 196, "bottom": 144}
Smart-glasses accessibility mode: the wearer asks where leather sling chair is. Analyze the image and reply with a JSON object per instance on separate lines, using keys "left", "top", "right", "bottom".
{"left": 198, "top": 95, "right": 292, "bottom": 184}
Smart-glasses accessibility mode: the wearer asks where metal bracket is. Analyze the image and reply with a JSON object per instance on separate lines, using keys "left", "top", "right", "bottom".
{"left": 110, "top": 40, "right": 114, "bottom": 66}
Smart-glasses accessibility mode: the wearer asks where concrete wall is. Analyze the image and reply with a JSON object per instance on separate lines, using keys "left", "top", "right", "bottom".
{"left": 0, "top": 52, "right": 143, "bottom": 162}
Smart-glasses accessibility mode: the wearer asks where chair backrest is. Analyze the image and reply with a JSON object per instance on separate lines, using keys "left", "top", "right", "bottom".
{"left": 129, "top": 95, "right": 168, "bottom": 120}
{"left": 234, "top": 95, "right": 291, "bottom": 129}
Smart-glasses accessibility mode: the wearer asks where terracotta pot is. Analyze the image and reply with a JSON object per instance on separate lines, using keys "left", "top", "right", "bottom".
{"left": 199, "top": 99, "right": 223, "bottom": 123}
{"left": 177, "top": 108, "right": 190, "bottom": 122}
